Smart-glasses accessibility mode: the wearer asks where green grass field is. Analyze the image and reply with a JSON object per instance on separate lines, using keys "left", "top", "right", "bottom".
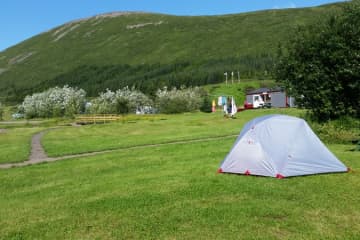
{"left": 1, "top": 109, "right": 359, "bottom": 239}
{"left": 42, "top": 108, "right": 302, "bottom": 157}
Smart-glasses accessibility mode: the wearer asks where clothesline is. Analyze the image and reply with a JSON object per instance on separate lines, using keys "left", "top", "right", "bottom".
{"left": 208, "top": 94, "right": 234, "bottom": 98}
{"left": 211, "top": 95, "right": 237, "bottom": 117}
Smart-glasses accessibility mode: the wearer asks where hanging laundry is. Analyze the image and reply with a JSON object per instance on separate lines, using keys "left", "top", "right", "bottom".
{"left": 227, "top": 97, "right": 232, "bottom": 115}
{"left": 222, "top": 96, "right": 227, "bottom": 105}
{"left": 223, "top": 104, "right": 228, "bottom": 114}
{"left": 218, "top": 96, "right": 222, "bottom": 106}
{"left": 230, "top": 97, "right": 237, "bottom": 117}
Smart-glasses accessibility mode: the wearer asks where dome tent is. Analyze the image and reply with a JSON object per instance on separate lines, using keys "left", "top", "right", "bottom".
{"left": 218, "top": 115, "right": 348, "bottom": 178}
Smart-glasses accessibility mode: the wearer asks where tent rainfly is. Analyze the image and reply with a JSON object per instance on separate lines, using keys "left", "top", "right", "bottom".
{"left": 218, "top": 115, "right": 348, "bottom": 178}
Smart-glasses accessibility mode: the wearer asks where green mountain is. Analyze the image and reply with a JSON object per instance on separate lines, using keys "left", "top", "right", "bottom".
{"left": 0, "top": 3, "right": 343, "bottom": 102}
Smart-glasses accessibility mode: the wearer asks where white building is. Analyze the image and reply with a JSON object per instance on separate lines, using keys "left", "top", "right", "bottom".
{"left": 246, "top": 87, "right": 295, "bottom": 108}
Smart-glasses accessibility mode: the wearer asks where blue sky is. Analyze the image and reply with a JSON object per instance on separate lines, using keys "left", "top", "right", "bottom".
{"left": 0, "top": 0, "right": 346, "bottom": 51}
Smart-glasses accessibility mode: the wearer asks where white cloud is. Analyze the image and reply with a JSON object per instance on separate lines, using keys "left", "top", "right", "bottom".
{"left": 273, "top": 2, "right": 297, "bottom": 9}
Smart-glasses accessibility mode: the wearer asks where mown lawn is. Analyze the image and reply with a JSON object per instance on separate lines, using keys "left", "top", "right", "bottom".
{"left": 0, "top": 139, "right": 359, "bottom": 239}
{"left": 42, "top": 108, "right": 303, "bottom": 157}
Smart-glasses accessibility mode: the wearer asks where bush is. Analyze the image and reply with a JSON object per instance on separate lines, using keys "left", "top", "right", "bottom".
{"left": 307, "top": 116, "right": 360, "bottom": 144}
{"left": 200, "top": 95, "right": 213, "bottom": 113}
{"left": 19, "top": 86, "right": 86, "bottom": 118}
{"left": 156, "top": 87, "right": 202, "bottom": 114}
{"left": 88, "top": 87, "right": 153, "bottom": 114}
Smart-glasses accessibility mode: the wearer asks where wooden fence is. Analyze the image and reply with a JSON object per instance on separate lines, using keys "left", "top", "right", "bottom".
{"left": 75, "top": 114, "right": 123, "bottom": 124}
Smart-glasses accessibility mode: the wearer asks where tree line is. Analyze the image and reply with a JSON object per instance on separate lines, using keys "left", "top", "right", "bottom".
{"left": 30, "top": 54, "right": 274, "bottom": 98}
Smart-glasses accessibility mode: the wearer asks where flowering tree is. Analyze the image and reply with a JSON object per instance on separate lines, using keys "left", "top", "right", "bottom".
{"left": 88, "top": 87, "right": 153, "bottom": 114}
{"left": 19, "top": 86, "right": 86, "bottom": 118}
{"left": 156, "top": 86, "right": 202, "bottom": 113}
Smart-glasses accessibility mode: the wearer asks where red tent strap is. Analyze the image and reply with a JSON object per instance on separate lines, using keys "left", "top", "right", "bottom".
{"left": 276, "top": 174, "right": 284, "bottom": 179}
{"left": 245, "top": 170, "right": 251, "bottom": 175}
{"left": 217, "top": 168, "right": 223, "bottom": 173}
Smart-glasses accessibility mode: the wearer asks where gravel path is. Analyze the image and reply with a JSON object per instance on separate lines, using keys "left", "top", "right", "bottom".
{"left": 29, "top": 132, "right": 49, "bottom": 161}
{"left": 0, "top": 130, "right": 55, "bottom": 169}
{"left": 0, "top": 128, "right": 7, "bottom": 134}
{"left": 0, "top": 129, "right": 237, "bottom": 169}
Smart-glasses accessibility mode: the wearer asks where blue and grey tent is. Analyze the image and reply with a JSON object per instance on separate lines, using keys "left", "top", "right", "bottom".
{"left": 218, "top": 115, "right": 348, "bottom": 178}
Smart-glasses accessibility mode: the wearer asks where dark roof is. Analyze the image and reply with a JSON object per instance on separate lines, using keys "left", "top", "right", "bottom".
{"left": 246, "top": 87, "right": 284, "bottom": 95}
{"left": 247, "top": 88, "right": 270, "bottom": 95}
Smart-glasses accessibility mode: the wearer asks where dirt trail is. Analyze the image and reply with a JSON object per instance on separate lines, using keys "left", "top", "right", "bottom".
{"left": 0, "top": 130, "right": 55, "bottom": 169}
{"left": 29, "top": 132, "right": 49, "bottom": 161}
{"left": 0, "top": 129, "right": 237, "bottom": 170}
{"left": 0, "top": 128, "right": 7, "bottom": 134}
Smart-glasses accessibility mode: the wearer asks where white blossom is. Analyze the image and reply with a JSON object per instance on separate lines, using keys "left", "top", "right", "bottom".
{"left": 156, "top": 86, "right": 202, "bottom": 113}
{"left": 88, "top": 87, "right": 153, "bottom": 114}
{"left": 19, "top": 86, "right": 86, "bottom": 118}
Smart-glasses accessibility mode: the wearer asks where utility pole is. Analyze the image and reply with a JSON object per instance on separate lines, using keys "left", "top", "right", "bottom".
{"left": 231, "top": 71, "right": 234, "bottom": 84}
{"left": 237, "top": 71, "right": 240, "bottom": 83}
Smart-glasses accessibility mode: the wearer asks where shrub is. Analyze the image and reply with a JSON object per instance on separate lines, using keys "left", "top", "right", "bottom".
{"left": 200, "top": 95, "right": 213, "bottom": 113}
{"left": 156, "top": 87, "right": 202, "bottom": 114}
{"left": 307, "top": 116, "right": 360, "bottom": 144}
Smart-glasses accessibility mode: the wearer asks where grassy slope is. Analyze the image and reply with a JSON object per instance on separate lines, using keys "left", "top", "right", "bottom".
{"left": 0, "top": 4, "right": 342, "bottom": 100}
{"left": 205, "top": 79, "right": 277, "bottom": 105}
{"left": 0, "top": 137, "right": 359, "bottom": 239}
